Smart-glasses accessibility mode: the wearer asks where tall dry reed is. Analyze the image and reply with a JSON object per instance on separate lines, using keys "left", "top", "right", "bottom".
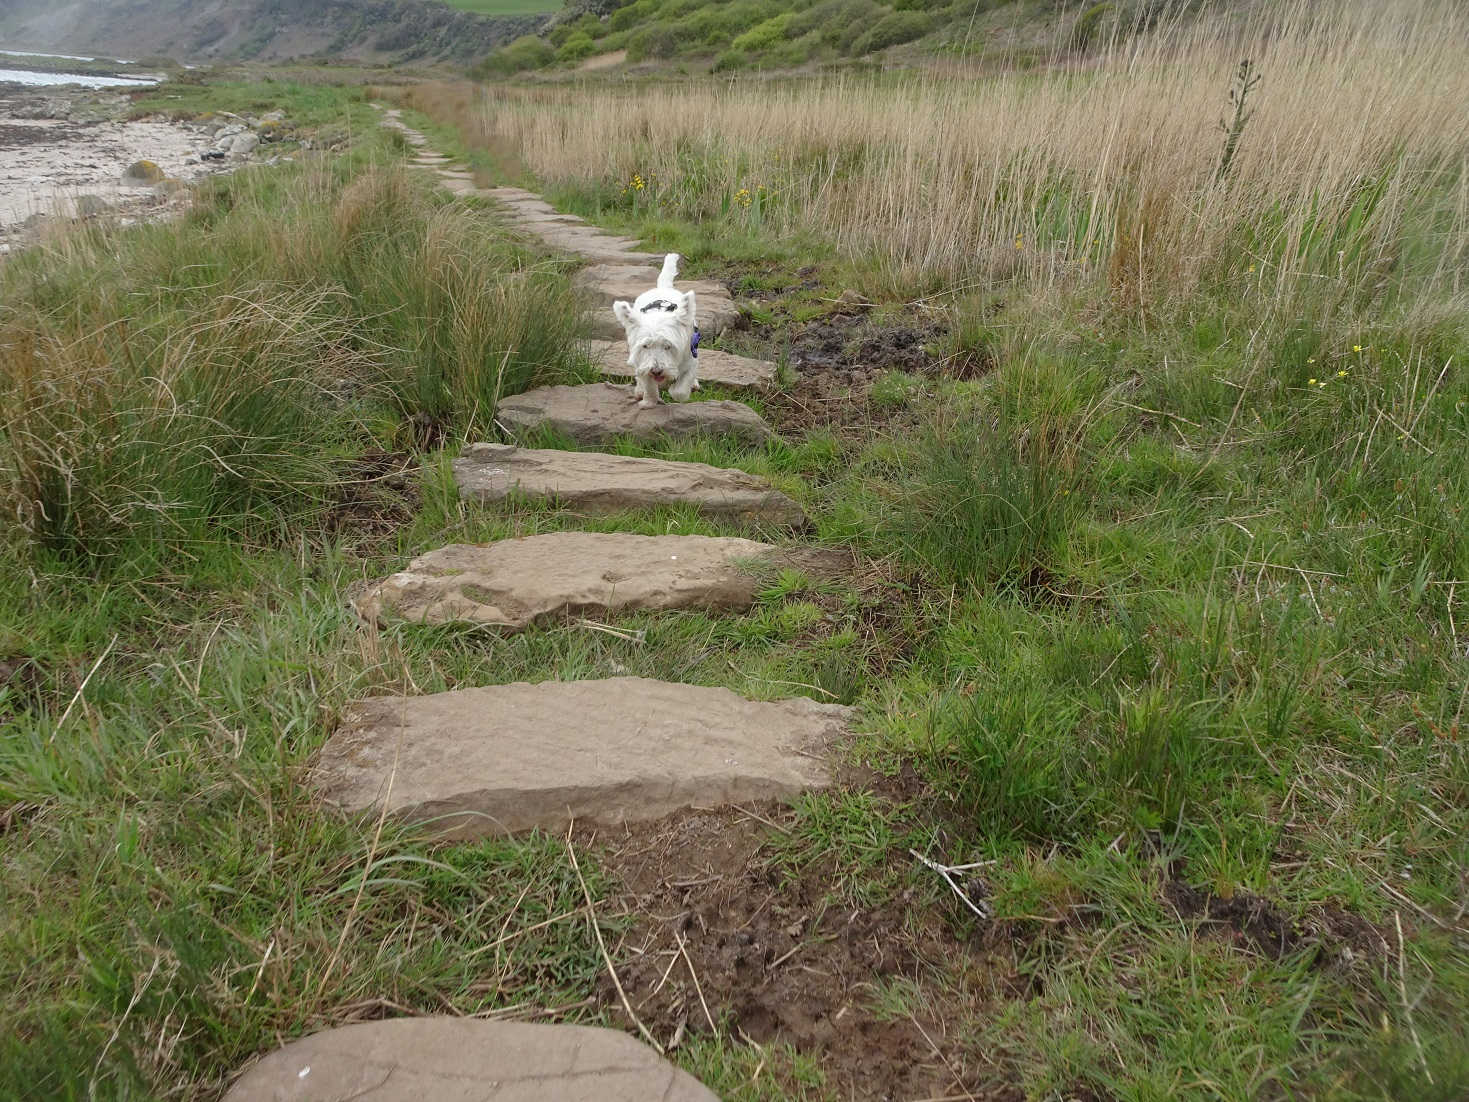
{"left": 476, "top": 0, "right": 1469, "bottom": 323}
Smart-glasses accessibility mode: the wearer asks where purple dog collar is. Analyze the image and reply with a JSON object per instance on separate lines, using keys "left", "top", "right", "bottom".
{"left": 691, "top": 328, "right": 700, "bottom": 358}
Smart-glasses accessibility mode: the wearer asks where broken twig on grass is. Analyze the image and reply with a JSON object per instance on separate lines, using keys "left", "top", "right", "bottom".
{"left": 567, "top": 828, "right": 665, "bottom": 1054}
{"left": 910, "top": 850, "right": 994, "bottom": 921}
{"left": 676, "top": 931, "right": 717, "bottom": 1032}
{"left": 576, "top": 619, "right": 647, "bottom": 643}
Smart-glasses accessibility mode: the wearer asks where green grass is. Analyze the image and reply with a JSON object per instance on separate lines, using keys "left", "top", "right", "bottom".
{"left": 4, "top": 70, "right": 1469, "bottom": 1101}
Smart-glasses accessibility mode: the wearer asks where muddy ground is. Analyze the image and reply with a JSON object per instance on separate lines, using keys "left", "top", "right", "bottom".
{"left": 578, "top": 789, "right": 1397, "bottom": 1101}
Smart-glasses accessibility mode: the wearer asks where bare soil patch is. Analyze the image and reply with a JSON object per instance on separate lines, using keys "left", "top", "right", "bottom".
{"left": 1162, "top": 880, "right": 1392, "bottom": 967}
{"left": 587, "top": 800, "right": 1004, "bottom": 1101}
{"left": 322, "top": 448, "right": 419, "bottom": 554}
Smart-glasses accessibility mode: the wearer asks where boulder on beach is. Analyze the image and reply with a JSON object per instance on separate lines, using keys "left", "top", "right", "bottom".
{"left": 121, "top": 160, "right": 165, "bottom": 186}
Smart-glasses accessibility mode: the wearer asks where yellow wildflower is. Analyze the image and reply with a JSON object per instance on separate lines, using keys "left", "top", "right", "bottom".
{"left": 1308, "top": 378, "right": 1317, "bottom": 386}
{"left": 1337, "top": 370, "right": 1348, "bottom": 377}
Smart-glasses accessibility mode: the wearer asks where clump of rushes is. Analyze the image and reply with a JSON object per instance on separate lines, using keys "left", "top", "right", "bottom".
{"left": 0, "top": 161, "right": 583, "bottom": 565}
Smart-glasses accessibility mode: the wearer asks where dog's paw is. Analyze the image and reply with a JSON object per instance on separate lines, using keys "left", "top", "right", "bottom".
{"left": 637, "top": 399, "right": 659, "bottom": 409}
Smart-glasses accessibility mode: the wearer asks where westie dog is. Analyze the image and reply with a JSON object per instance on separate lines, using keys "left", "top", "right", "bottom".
{"left": 612, "top": 253, "right": 700, "bottom": 409}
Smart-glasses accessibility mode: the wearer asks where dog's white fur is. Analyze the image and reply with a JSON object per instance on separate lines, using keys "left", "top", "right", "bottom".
{"left": 612, "top": 253, "right": 699, "bottom": 408}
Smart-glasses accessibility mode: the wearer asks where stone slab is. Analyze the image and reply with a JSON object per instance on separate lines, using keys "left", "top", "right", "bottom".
{"left": 440, "top": 176, "right": 479, "bottom": 195}
{"left": 495, "top": 196, "right": 560, "bottom": 215}
{"left": 497, "top": 383, "right": 776, "bottom": 446}
{"left": 483, "top": 186, "right": 541, "bottom": 202}
{"left": 578, "top": 263, "right": 740, "bottom": 339}
{"left": 480, "top": 188, "right": 661, "bottom": 264}
{"left": 533, "top": 225, "right": 660, "bottom": 265}
{"left": 354, "top": 530, "right": 818, "bottom": 629}
{"left": 587, "top": 338, "right": 777, "bottom": 391}
{"left": 505, "top": 211, "right": 587, "bottom": 227}
{"left": 314, "top": 678, "right": 854, "bottom": 837}
{"left": 454, "top": 442, "right": 805, "bottom": 526}
{"left": 224, "top": 1017, "right": 718, "bottom": 1101}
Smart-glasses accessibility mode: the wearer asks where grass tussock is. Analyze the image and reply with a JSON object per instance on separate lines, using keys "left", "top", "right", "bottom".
{"left": 478, "top": 0, "right": 1469, "bottom": 326}
{"left": 0, "top": 157, "right": 583, "bottom": 564}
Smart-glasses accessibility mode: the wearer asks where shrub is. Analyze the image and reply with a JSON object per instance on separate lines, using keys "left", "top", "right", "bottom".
{"left": 626, "top": 21, "right": 681, "bottom": 60}
{"left": 476, "top": 34, "right": 555, "bottom": 76}
{"left": 731, "top": 11, "right": 797, "bottom": 52}
{"left": 712, "top": 47, "right": 749, "bottom": 72}
{"left": 556, "top": 31, "right": 597, "bottom": 62}
{"left": 764, "top": 31, "right": 819, "bottom": 67}
{"left": 609, "top": 0, "right": 659, "bottom": 33}
{"left": 850, "top": 9, "right": 934, "bottom": 54}
{"left": 793, "top": 0, "right": 888, "bottom": 51}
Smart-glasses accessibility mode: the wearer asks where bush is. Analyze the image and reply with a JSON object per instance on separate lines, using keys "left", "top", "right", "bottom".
{"left": 711, "top": 48, "right": 749, "bottom": 72}
{"left": 765, "top": 30, "right": 819, "bottom": 66}
{"left": 791, "top": 0, "right": 886, "bottom": 49}
{"left": 609, "top": 0, "right": 659, "bottom": 33}
{"left": 731, "top": 11, "right": 797, "bottom": 52}
{"left": 476, "top": 34, "right": 555, "bottom": 76}
{"left": 556, "top": 31, "right": 597, "bottom": 62}
{"left": 626, "top": 21, "right": 681, "bottom": 60}
{"left": 850, "top": 9, "right": 934, "bottom": 54}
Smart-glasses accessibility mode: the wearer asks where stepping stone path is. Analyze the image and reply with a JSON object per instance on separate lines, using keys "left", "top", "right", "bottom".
{"left": 454, "top": 442, "right": 805, "bottom": 526}
{"left": 587, "top": 338, "right": 777, "bottom": 391}
{"left": 250, "top": 112, "right": 844, "bottom": 1099}
{"left": 481, "top": 185, "right": 663, "bottom": 264}
{"left": 223, "top": 1017, "right": 718, "bottom": 1101}
{"left": 315, "top": 678, "right": 853, "bottom": 838}
{"left": 354, "top": 531, "right": 836, "bottom": 630}
{"left": 497, "top": 382, "right": 778, "bottom": 446}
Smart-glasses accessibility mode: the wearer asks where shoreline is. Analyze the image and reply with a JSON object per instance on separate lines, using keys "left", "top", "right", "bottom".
{"left": 0, "top": 83, "right": 289, "bottom": 251}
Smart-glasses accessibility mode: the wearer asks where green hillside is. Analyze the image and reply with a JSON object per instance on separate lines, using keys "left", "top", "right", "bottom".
{"left": 477, "top": 0, "right": 1162, "bottom": 74}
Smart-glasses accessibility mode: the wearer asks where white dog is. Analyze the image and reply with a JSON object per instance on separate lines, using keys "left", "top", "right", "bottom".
{"left": 612, "top": 253, "right": 700, "bottom": 408}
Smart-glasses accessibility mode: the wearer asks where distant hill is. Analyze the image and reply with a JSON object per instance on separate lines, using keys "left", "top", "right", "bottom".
{"left": 0, "top": 0, "right": 550, "bottom": 64}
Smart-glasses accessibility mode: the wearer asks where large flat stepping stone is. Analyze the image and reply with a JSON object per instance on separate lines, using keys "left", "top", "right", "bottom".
{"left": 587, "top": 337, "right": 777, "bottom": 391}
{"left": 481, "top": 187, "right": 660, "bottom": 264}
{"left": 224, "top": 1017, "right": 717, "bottom": 1101}
{"left": 578, "top": 263, "right": 740, "bottom": 339}
{"left": 314, "top": 678, "right": 854, "bottom": 837}
{"left": 522, "top": 223, "right": 661, "bottom": 265}
{"left": 355, "top": 531, "right": 835, "bottom": 628}
{"left": 454, "top": 442, "right": 805, "bottom": 526}
{"left": 498, "top": 383, "right": 776, "bottom": 446}
{"left": 440, "top": 176, "right": 480, "bottom": 196}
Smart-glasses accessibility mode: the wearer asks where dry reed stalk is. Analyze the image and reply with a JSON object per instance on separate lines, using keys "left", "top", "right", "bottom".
{"left": 467, "top": 0, "right": 1468, "bottom": 319}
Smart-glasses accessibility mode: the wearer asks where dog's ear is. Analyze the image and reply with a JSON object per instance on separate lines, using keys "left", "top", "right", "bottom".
{"left": 612, "top": 300, "right": 636, "bottom": 331}
{"left": 681, "top": 289, "right": 697, "bottom": 322}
